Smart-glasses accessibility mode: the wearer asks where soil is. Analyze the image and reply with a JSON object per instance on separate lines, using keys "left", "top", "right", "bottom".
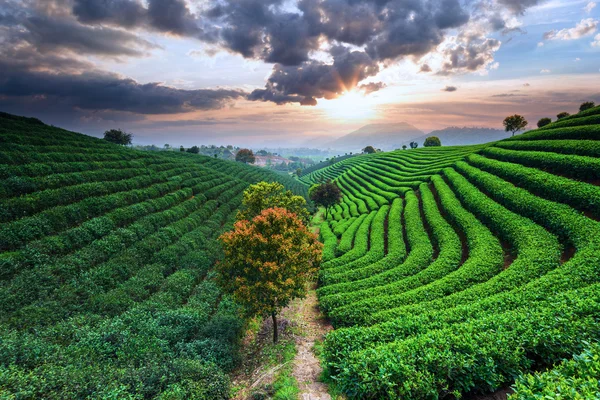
{"left": 289, "top": 284, "right": 333, "bottom": 400}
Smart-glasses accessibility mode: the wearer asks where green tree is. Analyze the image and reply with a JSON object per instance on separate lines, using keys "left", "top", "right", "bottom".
{"left": 409, "top": 141, "right": 418, "bottom": 149}
{"left": 296, "top": 168, "right": 302, "bottom": 176}
{"left": 186, "top": 146, "right": 200, "bottom": 154}
{"left": 537, "top": 118, "right": 552, "bottom": 128}
{"left": 557, "top": 112, "right": 570, "bottom": 120}
{"left": 362, "top": 146, "right": 376, "bottom": 154}
{"left": 579, "top": 101, "right": 595, "bottom": 112}
{"left": 402, "top": 145, "right": 407, "bottom": 150}
{"left": 236, "top": 148, "right": 256, "bottom": 164}
{"left": 309, "top": 180, "right": 342, "bottom": 219}
{"left": 237, "top": 181, "right": 309, "bottom": 223}
{"left": 503, "top": 114, "right": 528, "bottom": 136}
{"left": 103, "top": 129, "right": 132, "bottom": 145}
{"left": 217, "top": 208, "right": 322, "bottom": 342}
{"left": 423, "top": 136, "right": 442, "bottom": 147}
{"left": 180, "top": 145, "right": 185, "bottom": 152}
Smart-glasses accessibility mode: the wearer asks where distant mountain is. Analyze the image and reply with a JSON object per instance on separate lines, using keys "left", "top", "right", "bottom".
{"left": 424, "top": 127, "right": 510, "bottom": 146}
{"left": 327, "top": 122, "right": 424, "bottom": 151}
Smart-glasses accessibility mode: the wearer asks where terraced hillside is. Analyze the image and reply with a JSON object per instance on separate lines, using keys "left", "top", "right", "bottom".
{"left": 0, "top": 113, "right": 307, "bottom": 399}
{"left": 316, "top": 106, "right": 600, "bottom": 398}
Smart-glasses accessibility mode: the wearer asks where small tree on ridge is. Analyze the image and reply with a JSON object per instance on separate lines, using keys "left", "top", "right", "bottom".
{"left": 537, "top": 118, "right": 552, "bottom": 128}
{"left": 423, "top": 136, "right": 441, "bottom": 147}
{"left": 503, "top": 114, "right": 528, "bottom": 136}
{"left": 103, "top": 129, "right": 132, "bottom": 145}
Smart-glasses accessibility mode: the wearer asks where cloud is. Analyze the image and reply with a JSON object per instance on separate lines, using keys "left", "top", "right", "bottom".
{"left": 543, "top": 18, "right": 598, "bottom": 41}
{"left": 248, "top": 46, "right": 379, "bottom": 105}
{"left": 497, "top": 0, "right": 543, "bottom": 15}
{"left": 0, "top": 62, "right": 245, "bottom": 115}
{"left": 593, "top": 33, "right": 600, "bottom": 47}
{"left": 437, "top": 37, "right": 501, "bottom": 75}
{"left": 442, "top": 86, "right": 458, "bottom": 92}
{"left": 540, "top": 69, "right": 551, "bottom": 73}
{"left": 523, "top": 83, "right": 531, "bottom": 87}
{"left": 584, "top": 2, "right": 597, "bottom": 14}
{"left": 358, "top": 82, "right": 387, "bottom": 95}
{"left": 72, "top": 0, "right": 216, "bottom": 39}
{"left": 420, "top": 63, "right": 433, "bottom": 73}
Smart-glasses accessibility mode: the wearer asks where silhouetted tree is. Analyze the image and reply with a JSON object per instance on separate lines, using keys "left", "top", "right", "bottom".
{"left": 402, "top": 145, "right": 407, "bottom": 150}
{"left": 410, "top": 141, "right": 419, "bottom": 149}
{"left": 557, "top": 112, "right": 570, "bottom": 120}
{"left": 309, "top": 180, "right": 342, "bottom": 219}
{"left": 503, "top": 114, "right": 528, "bottom": 136}
{"left": 186, "top": 146, "right": 200, "bottom": 154}
{"left": 180, "top": 146, "right": 185, "bottom": 152}
{"left": 362, "top": 146, "right": 376, "bottom": 154}
{"left": 423, "top": 136, "right": 442, "bottom": 147}
{"left": 236, "top": 148, "right": 256, "bottom": 164}
{"left": 103, "top": 129, "right": 132, "bottom": 145}
{"left": 537, "top": 118, "right": 552, "bottom": 128}
{"left": 580, "top": 102, "right": 595, "bottom": 112}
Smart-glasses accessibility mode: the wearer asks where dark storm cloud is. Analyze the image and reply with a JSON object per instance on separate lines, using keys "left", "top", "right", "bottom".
{"left": 21, "top": 14, "right": 158, "bottom": 57}
{"left": 442, "top": 86, "right": 458, "bottom": 92}
{"left": 248, "top": 46, "right": 379, "bottom": 105}
{"left": 437, "top": 38, "right": 501, "bottom": 75}
{"left": 0, "top": 63, "right": 245, "bottom": 114}
{"left": 72, "top": 0, "right": 216, "bottom": 39}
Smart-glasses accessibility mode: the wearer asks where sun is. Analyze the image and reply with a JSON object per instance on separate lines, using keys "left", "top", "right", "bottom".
{"left": 317, "top": 90, "right": 378, "bottom": 121}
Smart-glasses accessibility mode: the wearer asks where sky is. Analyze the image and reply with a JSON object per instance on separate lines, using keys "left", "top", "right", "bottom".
{"left": 0, "top": 0, "right": 599, "bottom": 147}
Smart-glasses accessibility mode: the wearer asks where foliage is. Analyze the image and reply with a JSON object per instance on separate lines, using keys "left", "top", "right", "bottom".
{"left": 579, "top": 101, "right": 595, "bottom": 112}
{"left": 510, "top": 342, "right": 600, "bottom": 399}
{"left": 557, "top": 111, "right": 571, "bottom": 119}
{"left": 186, "top": 145, "right": 200, "bottom": 154}
{"left": 362, "top": 146, "right": 376, "bottom": 154}
{"left": 503, "top": 114, "right": 528, "bottom": 136}
{"left": 537, "top": 117, "right": 552, "bottom": 128}
{"left": 409, "top": 141, "right": 419, "bottom": 149}
{"left": 217, "top": 208, "right": 322, "bottom": 342}
{"left": 0, "top": 112, "right": 311, "bottom": 399}
{"left": 402, "top": 145, "right": 407, "bottom": 150}
{"left": 423, "top": 136, "right": 441, "bottom": 147}
{"left": 103, "top": 129, "right": 132, "bottom": 145}
{"left": 237, "top": 181, "right": 309, "bottom": 223}
{"left": 309, "top": 180, "right": 342, "bottom": 218}
{"left": 236, "top": 148, "right": 256, "bottom": 164}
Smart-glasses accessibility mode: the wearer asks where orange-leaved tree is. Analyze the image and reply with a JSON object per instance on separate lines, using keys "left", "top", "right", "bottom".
{"left": 217, "top": 207, "right": 322, "bottom": 342}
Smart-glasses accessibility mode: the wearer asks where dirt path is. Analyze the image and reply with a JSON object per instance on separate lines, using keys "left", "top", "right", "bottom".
{"left": 288, "top": 284, "right": 333, "bottom": 400}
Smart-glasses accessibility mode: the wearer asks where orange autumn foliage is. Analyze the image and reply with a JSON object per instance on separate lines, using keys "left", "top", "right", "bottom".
{"left": 217, "top": 207, "right": 322, "bottom": 341}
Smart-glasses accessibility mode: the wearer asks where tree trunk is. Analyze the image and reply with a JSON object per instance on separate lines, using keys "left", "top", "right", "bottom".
{"left": 272, "top": 312, "right": 278, "bottom": 343}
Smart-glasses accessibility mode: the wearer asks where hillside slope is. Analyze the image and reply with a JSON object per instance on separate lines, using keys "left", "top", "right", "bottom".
{"left": 327, "top": 122, "right": 424, "bottom": 151}
{"left": 426, "top": 126, "right": 510, "bottom": 145}
{"left": 0, "top": 112, "right": 307, "bottom": 399}
{"left": 314, "top": 106, "right": 600, "bottom": 398}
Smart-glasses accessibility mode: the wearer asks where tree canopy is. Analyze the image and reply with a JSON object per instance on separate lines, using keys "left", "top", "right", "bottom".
{"left": 537, "top": 118, "right": 552, "bottom": 128}
{"left": 236, "top": 148, "right": 255, "bottom": 164}
{"left": 186, "top": 145, "right": 200, "bottom": 154}
{"left": 237, "top": 181, "right": 309, "bottom": 223}
{"left": 580, "top": 102, "right": 595, "bottom": 112}
{"left": 423, "top": 136, "right": 441, "bottom": 147}
{"left": 217, "top": 207, "right": 322, "bottom": 342}
{"left": 103, "top": 129, "right": 132, "bottom": 145}
{"left": 557, "top": 112, "right": 570, "bottom": 120}
{"left": 362, "top": 146, "right": 376, "bottom": 154}
{"left": 503, "top": 114, "right": 528, "bottom": 136}
{"left": 309, "top": 180, "right": 342, "bottom": 218}
{"left": 409, "top": 141, "right": 419, "bottom": 149}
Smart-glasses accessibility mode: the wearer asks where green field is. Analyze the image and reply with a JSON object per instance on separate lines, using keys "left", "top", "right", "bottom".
{"left": 2, "top": 107, "right": 600, "bottom": 399}
{"left": 313, "top": 106, "right": 600, "bottom": 398}
{"left": 0, "top": 112, "right": 307, "bottom": 399}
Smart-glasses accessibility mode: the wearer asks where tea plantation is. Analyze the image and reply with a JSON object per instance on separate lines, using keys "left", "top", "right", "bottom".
{"left": 0, "top": 112, "right": 307, "bottom": 399}
{"left": 309, "top": 106, "right": 600, "bottom": 398}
